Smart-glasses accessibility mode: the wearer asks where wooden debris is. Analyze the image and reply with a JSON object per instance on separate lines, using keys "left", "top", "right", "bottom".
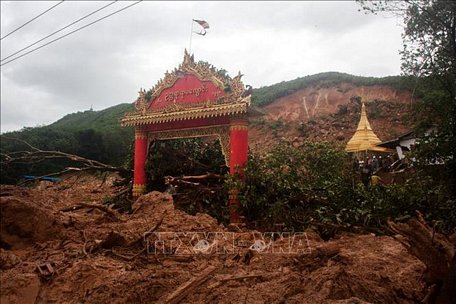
{"left": 164, "top": 265, "right": 217, "bottom": 304}
{"left": 36, "top": 263, "right": 55, "bottom": 281}
{"left": 1, "top": 137, "right": 132, "bottom": 180}
{"left": 60, "top": 205, "right": 85, "bottom": 212}
{"left": 387, "top": 211, "right": 454, "bottom": 283}
{"left": 387, "top": 211, "right": 455, "bottom": 303}
{"left": 62, "top": 202, "right": 121, "bottom": 221}
{"left": 126, "top": 210, "right": 167, "bottom": 248}
{"left": 164, "top": 173, "right": 223, "bottom": 187}
{"left": 208, "top": 272, "right": 265, "bottom": 289}
{"left": 218, "top": 273, "right": 264, "bottom": 282}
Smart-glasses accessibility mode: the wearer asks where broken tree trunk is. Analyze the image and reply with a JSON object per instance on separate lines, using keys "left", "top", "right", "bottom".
{"left": 62, "top": 202, "right": 121, "bottom": 221}
{"left": 164, "top": 173, "right": 223, "bottom": 187}
{"left": 1, "top": 137, "right": 132, "bottom": 182}
{"left": 164, "top": 265, "right": 217, "bottom": 304}
{"left": 387, "top": 211, "right": 455, "bottom": 304}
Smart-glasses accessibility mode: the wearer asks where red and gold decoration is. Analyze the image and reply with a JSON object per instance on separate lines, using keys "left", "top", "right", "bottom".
{"left": 133, "top": 128, "right": 148, "bottom": 197}
{"left": 121, "top": 50, "right": 255, "bottom": 223}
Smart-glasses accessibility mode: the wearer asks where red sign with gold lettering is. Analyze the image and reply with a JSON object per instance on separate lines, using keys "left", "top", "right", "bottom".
{"left": 149, "top": 74, "right": 224, "bottom": 111}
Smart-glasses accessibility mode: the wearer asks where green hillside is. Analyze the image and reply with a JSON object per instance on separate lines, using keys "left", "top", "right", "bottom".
{"left": 50, "top": 103, "right": 134, "bottom": 132}
{"left": 1, "top": 103, "right": 136, "bottom": 180}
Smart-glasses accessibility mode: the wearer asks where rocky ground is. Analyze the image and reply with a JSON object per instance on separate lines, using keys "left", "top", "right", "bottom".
{"left": 1, "top": 174, "right": 427, "bottom": 304}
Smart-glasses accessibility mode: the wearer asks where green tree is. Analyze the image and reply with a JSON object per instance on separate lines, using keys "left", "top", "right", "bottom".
{"left": 76, "top": 129, "right": 105, "bottom": 162}
{"left": 228, "top": 141, "right": 352, "bottom": 230}
{"left": 359, "top": 0, "right": 456, "bottom": 189}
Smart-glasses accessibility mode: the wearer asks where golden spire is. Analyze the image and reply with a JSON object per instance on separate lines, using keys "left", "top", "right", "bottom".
{"left": 345, "top": 100, "right": 388, "bottom": 152}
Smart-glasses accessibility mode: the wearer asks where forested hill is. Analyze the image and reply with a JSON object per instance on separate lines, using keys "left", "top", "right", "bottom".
{"left": 50, "top": 103, "right": 133, "bottom": 131}
{"left": 1, "top": 72, "right": 414, "bottom": 175}
{"left": 1, "top": 103, "right": 136, "bottom": 170}
{"left": 251, "top": 72, "right": 415, "bottom": 107}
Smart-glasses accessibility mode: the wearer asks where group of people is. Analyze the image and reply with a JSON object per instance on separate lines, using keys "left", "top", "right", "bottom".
{"left": 352, "top": 155, "right": 395, "bottom": 188}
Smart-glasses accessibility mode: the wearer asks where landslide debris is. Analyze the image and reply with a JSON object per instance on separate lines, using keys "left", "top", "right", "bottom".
{"left": 0, "top": 175, "right": 426, "bottom": 303}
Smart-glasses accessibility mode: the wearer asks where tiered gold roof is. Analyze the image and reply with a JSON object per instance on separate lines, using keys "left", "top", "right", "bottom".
{"left": 345, "top": 101, "right": 389, "bottom": 152}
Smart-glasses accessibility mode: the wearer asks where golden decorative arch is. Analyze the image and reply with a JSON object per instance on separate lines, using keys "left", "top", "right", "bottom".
{"left": 121, "top": 50, "right": 251, "bottom": 127}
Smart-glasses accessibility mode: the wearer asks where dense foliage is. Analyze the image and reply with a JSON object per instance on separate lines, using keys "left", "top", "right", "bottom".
{"left": 124, "top": 136, "right": 455, "bottom": 235}
{"left": 146, "top": 138, "right": 227, "bottom": 192}
{"left": 0, "top": 104, "right": 134, "bottom": 183}
{"left": 228, "top": 142, "right": 456, "bottom": 235}
{"left": 145, "top": 138, "right": 230, "bottom": 221}
{"left": 127, "top": 138, "right": 456, "bottom": 235}
{"left": 359, "top": 0, "right": 456, "bottom": 192}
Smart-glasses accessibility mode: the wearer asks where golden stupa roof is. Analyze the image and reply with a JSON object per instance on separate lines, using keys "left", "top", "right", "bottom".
{"left": 345, "top": 101, "right": 389, "bottom": 152}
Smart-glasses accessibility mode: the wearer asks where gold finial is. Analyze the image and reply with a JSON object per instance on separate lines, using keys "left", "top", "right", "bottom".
{"left": 135, "top": 88, "right": 147, "bottom": 114}
{"left": 138, "top": 88, "right": 145, "bottom": 98}
{"left": 183, "top": 49, "right": 194, "bottom": 66}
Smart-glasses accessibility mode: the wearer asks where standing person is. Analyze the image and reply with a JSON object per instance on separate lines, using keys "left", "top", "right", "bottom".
{"left": 353, "top": 156, "right": 360, "bottom": 173}
{"left": 384, "top": 155, "right": 392, "bottom": 171}
{"left": 372, "top": 156, "right": 379, "bottom": 173}
{"left": 360, "top": 158, "right": 371, "bottom": 188}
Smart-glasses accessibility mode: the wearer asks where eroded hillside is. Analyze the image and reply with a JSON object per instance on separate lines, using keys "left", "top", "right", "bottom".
{"left": 250, "top": 83, "right": 415, "bottom": 151}
{"left": 263, "top": 83, "right": 413, "bottom": 121}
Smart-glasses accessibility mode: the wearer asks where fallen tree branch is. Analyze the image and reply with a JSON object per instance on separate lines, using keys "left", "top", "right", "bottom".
{"left": 208, "top": 273, "right": 265, "bottom": 289}
{"left": 387, "top": 211, "right": 454, "bottom": 284}
{"left": 172, "top": 173, "right": 222, "bottom": 180}
{"left": 1, "top": 137, "right": 132, "bottom": 182}
{"left": 111, "top": 248, "right": 146, "bottom": 261}
{"left": 387, "top": 211, "right": 455, "bottom": 304}
{"left": 164, "top": 173, "right": 223, "bottom": 187}
{"left": 164, "top": 265, "right": 217, "bottom": 304}
{"left": 165, "top": 178, "right": 200, "bottom": 187}
{"left": 127, "top": 210, "right": 167, "bottom": 247}
{"left": 60, "top": 205, "right": 85, "bottom": 212}
{"left": 64, "top": 202, "right": 121, "bottom": 221}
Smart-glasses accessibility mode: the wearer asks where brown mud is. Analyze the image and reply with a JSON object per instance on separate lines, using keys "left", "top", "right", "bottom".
{"left": 1, "top": 175, "right": 426, "bottom": 303}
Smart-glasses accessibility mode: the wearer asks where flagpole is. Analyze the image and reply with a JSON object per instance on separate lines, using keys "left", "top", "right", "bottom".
{"left": 189, "top": 19, "right": 194, "bottom": 54}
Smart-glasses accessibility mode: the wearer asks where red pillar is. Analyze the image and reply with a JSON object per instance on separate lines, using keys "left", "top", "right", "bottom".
{"left": 133, "top": 128, "right": 148, "bottom": 198}
{"left": 229, "top": 118, "right": 248, "bottom": 223}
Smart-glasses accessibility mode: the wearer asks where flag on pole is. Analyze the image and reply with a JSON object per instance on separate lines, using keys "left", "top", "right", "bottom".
{"left": 193, "top": 19, "right": 209, "bottom": 29}
{"left": 193, "top": 19, "right": 210, "bottom": 36}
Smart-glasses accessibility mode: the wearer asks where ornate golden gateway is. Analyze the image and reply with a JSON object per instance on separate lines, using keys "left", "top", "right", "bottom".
{"left": 124, "top": 51, "right": 256, "bottom": 223}
{"left": 121, "top": 50, "right": 251, "bottom": 127}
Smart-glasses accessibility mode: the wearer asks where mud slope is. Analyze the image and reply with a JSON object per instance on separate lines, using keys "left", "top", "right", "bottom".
{"left": 263, "top": 83, "right": 413, "bottom": 122}
{"left": 249, "top": 83, "right": 415, "bottom": 151}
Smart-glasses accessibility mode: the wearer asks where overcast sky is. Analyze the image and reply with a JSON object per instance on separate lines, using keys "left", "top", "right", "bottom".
{"left": 0, "top": 1, "right": 404, "bottom": 133}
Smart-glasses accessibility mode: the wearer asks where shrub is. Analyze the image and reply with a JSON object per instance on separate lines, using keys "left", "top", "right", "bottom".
{"left": 228, "top": 142, "right": 456, "bottom": 235}
{"left": 227, "top": 141, "right": 351, "bottom": 230}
